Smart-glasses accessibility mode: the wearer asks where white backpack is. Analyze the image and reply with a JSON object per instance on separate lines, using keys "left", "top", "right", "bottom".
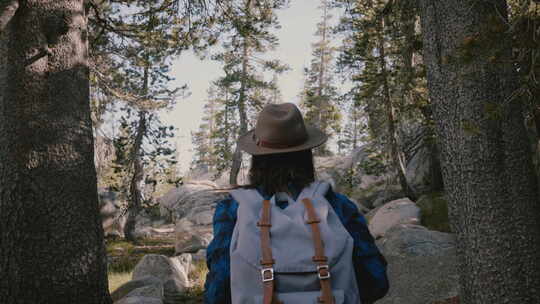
{"left": 229, "top": 181, "right": 361, "bottom": 304}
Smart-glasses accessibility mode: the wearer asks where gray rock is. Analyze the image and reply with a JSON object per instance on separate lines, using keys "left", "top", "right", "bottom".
{"left": 133, "top": 255, "right": 191, "bottom": 294}
{"left": 191, "top": 209, "right": 214, "bottom": 225}
{"left": 133, "top": 226, "right": 154, "bottom": 239}
{"left": 402, "top": 124, "right": 442, "bottom": 196}
{"left": 170, "top": 253, "right": 192, "bottom": 283}
{"left": 377, "top": 224, "right": 456, "bottom": 257}
{"left": 377, "top": 254, "right": 459, "bottom": 304}
{"left": 192, "top": 249, "right": 207, "bottom": 263}
{"left": 101, "top": 201, "right": 118, "bottom": 217}
{"left": 376, "top": 224, "right": 458, "bottom": 304}
{"left": 99, "top": 190, "right": 127, "bottom": 237}
{"left": 405, "top": 145, "right": 431, "bottom": 193}
{"left": 372, "top": 189, "right": 406, "bottom": 209}
{"left": 111, "top": 276, "right": 163, "bottom": 303}
{"left": 364, "top": 205, "right": 382, "bottom": 223}
{"left": 175, "top": 218, "right": 213, "bottom": 254}
{"left": 125, "top": 284, "right": 164, "bottom": 299}
{"left": 162, "top": 279, "right": 187, "bottom": 303}
{"left": 315, "top": 154, "right": 359, "bottom": 192}
{"left": 368, "top": 198, "right": 421, "bottom": 238}
{"left": 158, "top": 182, "right": 228, "bottom": 222}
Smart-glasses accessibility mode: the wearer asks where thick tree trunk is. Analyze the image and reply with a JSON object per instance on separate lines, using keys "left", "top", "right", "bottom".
{"left": 230, "top": 36, "right": 250, "bottom": 186}
{"left": 419, "top": 1, "right": 540, "bottom": 303}
{"left": 124, "top": 111, "right": 147, "bottom": 243}
{"left": 0, "top": 1, "right": 112, "bottom": 303}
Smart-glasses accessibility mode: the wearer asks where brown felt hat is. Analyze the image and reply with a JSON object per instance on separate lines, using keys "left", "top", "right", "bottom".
{"left": 237, "top": 103, "right": 328, "bottom": 155}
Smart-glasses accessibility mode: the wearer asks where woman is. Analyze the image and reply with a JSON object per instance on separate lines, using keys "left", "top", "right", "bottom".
{"left": 204, "top": 103, "right": 388, "bottom": 304}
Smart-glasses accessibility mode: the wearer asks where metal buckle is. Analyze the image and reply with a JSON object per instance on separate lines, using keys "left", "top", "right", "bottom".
{"left": 317, "top": 265, "right": 331, "bottom": 280}
{"left": 261, "top": 267, "right": 274, "bottom": 282}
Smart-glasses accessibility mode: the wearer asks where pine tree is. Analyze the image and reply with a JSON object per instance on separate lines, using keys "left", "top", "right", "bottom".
{"left": 91, "top": 1, "right": 185, "bottom": 242}
{"left": 209, "top": 0, "right": 289, "bottom": 185}
{"left": 192, "top": 86, "right": 220, "bottom": 172}
{"left": 337, "top": 90, "right": 366, "bottom": 154}
{"left": 87, "top": 0, "right": 222, "bottom": 192}
{"left": 300, "top": 0, "right": 341, "bottom": 156}
{"left": 334, "top": 0, "right": 423, "bottom": 198}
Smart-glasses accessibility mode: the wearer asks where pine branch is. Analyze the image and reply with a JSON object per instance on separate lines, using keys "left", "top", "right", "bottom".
{"left": 87, "top": 0, "right": 140, "bottom": 39}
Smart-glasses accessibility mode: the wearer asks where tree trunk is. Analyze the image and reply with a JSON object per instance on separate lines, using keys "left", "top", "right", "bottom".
{"left": 208, "top": 94, "right": 215, "bottom": 171}
{"left": 418, "top": 1, "right": 540, "bottom": 303}
{"left": 230, "top": 36, "right": 250, "bottom": 186}
{"left": 124, "top": 111, "right": 147, "bottom": 243}
{"left": 377, "top": 18, "right": 416, "bottom": 201}
{"left": 533, "top": 106, "right": 540, "bottom": 139}
{"left": 0, "top": 1, "right": 112, "bottom": 303}
{"left": 352, "top": 106, "right": 358, "bottom": 150}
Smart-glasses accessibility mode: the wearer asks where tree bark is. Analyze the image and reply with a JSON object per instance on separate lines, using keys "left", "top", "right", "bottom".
{"left": 124, "top": 111, "right": 147, "bottom": 243}
{"left": 124, "top": 54, "right": 150, "bottom": 243}
{"left": 0, "top": 0, "right": 18, "bottom": 32}
{"left": 418, "top": 1, "right": 540, "bottom": 303}
{"left": 0, "top": 1, "right": 112, "bottom": 303}
{"left": 230, "top": 35, "right": 250, "bottom": 186}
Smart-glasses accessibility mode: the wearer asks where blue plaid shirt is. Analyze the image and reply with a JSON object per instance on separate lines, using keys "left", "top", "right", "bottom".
{"left": 204, "top": 187, "right": 389, "bottom": 304}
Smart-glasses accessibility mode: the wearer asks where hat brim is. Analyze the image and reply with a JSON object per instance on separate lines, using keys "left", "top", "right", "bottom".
{"left": 236, "top": 125, "right": 328, "bottom": 155}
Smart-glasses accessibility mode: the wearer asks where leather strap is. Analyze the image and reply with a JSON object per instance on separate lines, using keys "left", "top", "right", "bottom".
{"left": 302, "top": 198, "right": 334, "bottom": 304}
{"left": 258, "top": 200, "right": 282, "bottom": 304}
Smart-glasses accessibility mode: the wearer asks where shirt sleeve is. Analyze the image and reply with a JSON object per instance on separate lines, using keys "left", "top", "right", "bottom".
{"left": 326, "top": 190, "right": 389, "bottom": 303}
{"left": 204, "top": 196, "right": 238, "bottom": 304}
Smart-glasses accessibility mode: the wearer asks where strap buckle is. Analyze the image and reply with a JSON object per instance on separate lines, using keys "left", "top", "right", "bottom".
{"left": 261, "top": 267, "right": 274, "bottom": 282}
{"left": 317, "top": 264, "right": 331, "bottom": 280}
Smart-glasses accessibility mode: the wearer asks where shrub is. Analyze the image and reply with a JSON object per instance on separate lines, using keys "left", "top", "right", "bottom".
{"left": 417, "top": 192, "right": 451, "bottom": 233}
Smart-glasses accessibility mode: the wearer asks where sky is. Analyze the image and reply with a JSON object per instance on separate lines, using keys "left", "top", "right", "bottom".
{"left": 160, "top": 1, "right": 332, "bottom": 174}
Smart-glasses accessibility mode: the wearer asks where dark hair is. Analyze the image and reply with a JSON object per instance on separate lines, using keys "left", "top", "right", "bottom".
{"left": 246, "top": 149, "right": 315, "bottom": 195}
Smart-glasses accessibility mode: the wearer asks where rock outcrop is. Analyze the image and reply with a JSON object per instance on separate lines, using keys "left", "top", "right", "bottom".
{"left": 99, "top": 190, "right": 127, "bottom": 238}
{"left": 158, "top": 181, "right": 228, "bottom": 223}
{"left": 175, "top": 218, "right": 213, "bottom": 254}
{"left": 111, "top": 276, "right": 163, "bottom": 303}
{"left": 376, "top": 224, "right": 459, "bottom": 304}
{"left": 113, "top": 254, "right": 195, "bottom": 304}
{"left": 158, "top": 181, "right": 227, "bottom": 255}
{"left": 367, "top": 198, "right": 421, "bottom": 239}
{"left": 132, "top": 254, "right": 191, "bottom": 293}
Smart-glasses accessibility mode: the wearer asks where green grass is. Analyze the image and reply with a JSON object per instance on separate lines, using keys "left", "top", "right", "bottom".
{"left": 106, "top": 237, "right": 175, "bottom": 273}
{"left": 108, "top": 271, "right": 132, "bottom": 293}
{"left": 189, "top": 260, "right": 209, "bottom": 292}
{"left": 106, "top": 236, "right": 207, "bottom": 303}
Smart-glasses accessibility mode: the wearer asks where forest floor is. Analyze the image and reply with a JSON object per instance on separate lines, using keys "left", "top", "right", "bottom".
{"left": 106, "top": 236, "right": 206, "bottom": 303}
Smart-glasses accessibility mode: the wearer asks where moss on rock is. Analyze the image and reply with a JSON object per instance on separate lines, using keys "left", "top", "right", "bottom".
{"left": 416, "top": 192, "right": 451, "bottom": 233}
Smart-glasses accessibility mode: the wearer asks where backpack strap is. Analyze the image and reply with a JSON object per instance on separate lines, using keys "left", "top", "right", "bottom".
{"left": 302, "top": 197, "right": 335, "bottom": 304}
{"left": 258, "top": 199, "right": 282, "bottom": 304}
{"left": 230, "top": 187, "right": 265, "bottom": 206}
{"left": 296, "top": 181, "right": 330, "bottom": 203}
